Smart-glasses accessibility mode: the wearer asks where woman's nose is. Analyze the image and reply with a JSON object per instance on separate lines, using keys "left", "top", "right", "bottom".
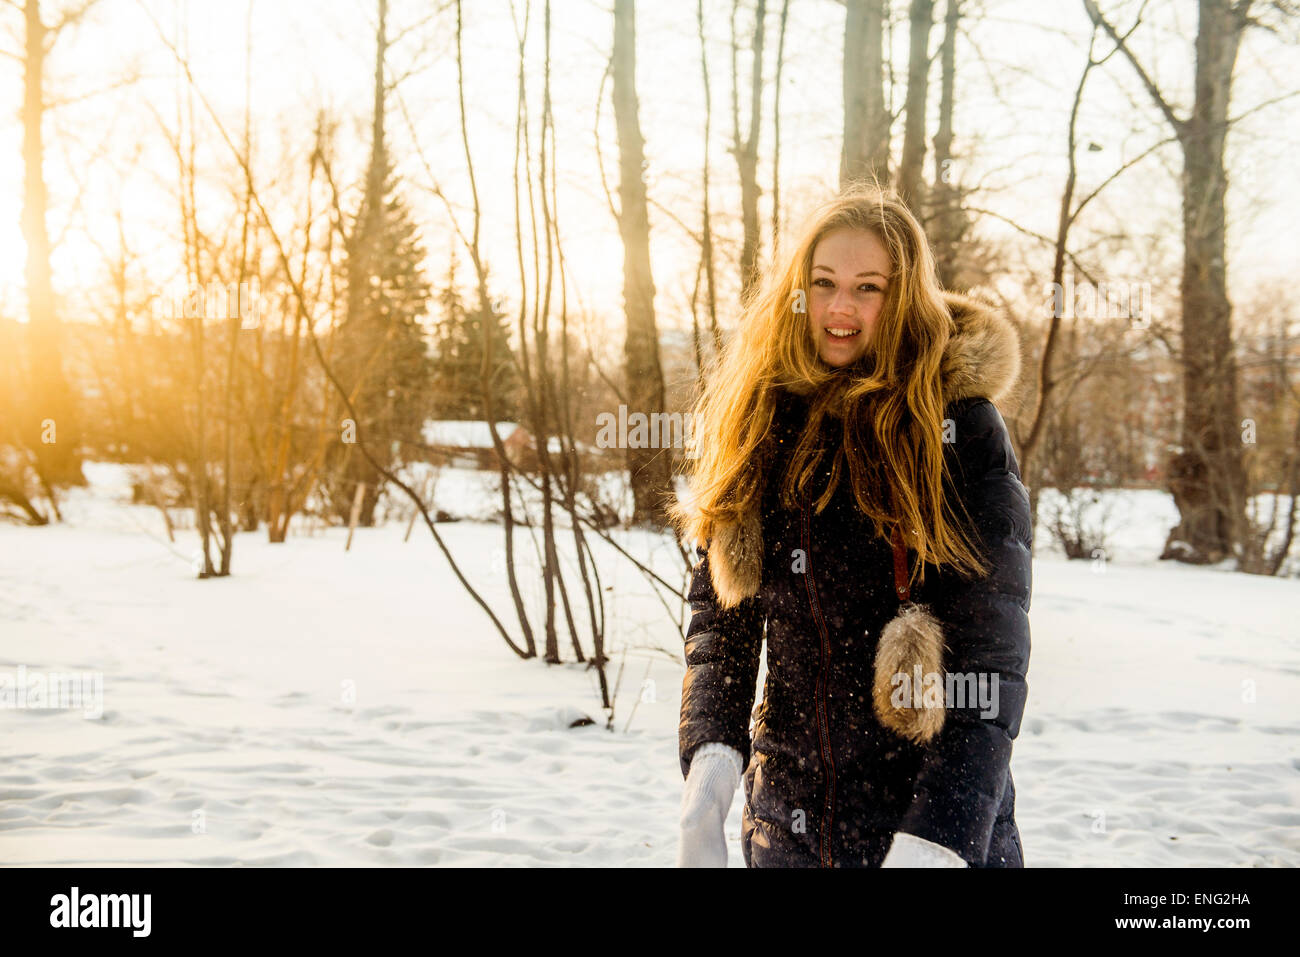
{"left": 829, "top": 288, "right": 855, "bottom": 316}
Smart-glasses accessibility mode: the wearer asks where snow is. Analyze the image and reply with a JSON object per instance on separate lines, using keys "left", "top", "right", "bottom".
{"left": 422, "top": 420, "right": 524, "bottom": 449}
{"left": 0, "top": 463, "right": 1297, "bottom": 866}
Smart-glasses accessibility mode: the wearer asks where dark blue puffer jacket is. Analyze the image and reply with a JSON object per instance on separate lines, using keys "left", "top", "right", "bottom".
{"left": 677, "top": 298, "right": 1033, "bottom": 868}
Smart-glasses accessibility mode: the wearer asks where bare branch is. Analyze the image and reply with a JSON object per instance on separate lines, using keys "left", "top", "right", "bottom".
{"left": 1068, "top": 132, "right": 1180, "bottom": 226}
{"left": 1228, "top": 88, "right": 1300, "bottom": 124}
{"left": 44, "top": 0, "right": 99, "bottom": 49}
{"left": 965, "top": 205, "right": 1101, "bottom": 284}
{"left": 1082, "top": 0, "right": 1186, "bottom": 136}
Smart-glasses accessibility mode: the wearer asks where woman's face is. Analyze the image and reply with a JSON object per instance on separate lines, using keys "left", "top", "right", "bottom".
{"left": 807, "top": 227, "right": 891, "bottom": 368}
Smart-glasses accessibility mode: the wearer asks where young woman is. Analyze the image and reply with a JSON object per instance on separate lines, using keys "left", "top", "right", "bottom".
{"left": 669, "top": 186, "right": 1032, "bottom": 868}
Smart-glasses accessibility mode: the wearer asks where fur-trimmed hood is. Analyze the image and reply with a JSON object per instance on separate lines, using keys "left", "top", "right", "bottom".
{"left": 685, "top": 290, "right": 1022, "bottom": 746}
{"left": 934, "top": 290, "right": 1023, "bottom": 407}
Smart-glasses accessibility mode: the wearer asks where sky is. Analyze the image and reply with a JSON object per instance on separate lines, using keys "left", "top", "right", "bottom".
{"left": 0, "top": 0, "right": 1295, "bottom": 353}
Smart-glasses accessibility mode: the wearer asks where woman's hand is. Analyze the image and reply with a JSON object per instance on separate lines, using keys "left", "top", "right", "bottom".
{"left": 881, "top": 831, "right": 969, "bottom": 867}
{"left": 676, "top": 742, "right": 744, "bottom": 867}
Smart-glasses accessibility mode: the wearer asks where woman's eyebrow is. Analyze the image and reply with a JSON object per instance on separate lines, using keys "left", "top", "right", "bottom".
{"left": 811, "top": 264, "right": 888, "bottom": 279}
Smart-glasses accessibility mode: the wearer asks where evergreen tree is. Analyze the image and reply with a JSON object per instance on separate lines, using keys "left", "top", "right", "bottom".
{"left": 321, "top": 0, "right": 435, "bottom": 527}
{"left": 430, "top": 255, "right": 520, "bottom": 422}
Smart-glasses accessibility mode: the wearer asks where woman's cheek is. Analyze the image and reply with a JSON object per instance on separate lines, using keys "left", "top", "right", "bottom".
{"left": 862, "top": 301, "right": 883, "bottom": 336}
{"left": 807, "top": 300, "right": 830, "bottom": 335}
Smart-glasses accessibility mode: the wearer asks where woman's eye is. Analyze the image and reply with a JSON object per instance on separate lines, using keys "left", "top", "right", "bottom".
{"left": 860, "top": 283, "right": 882, "bottom": 293}
{"left": 812, "top": 277, "right": 832, "bottom": 287}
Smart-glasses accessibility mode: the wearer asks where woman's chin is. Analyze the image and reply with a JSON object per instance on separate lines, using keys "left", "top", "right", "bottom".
{"left": 817, "top": 347, "right": 873, "bottom": 371}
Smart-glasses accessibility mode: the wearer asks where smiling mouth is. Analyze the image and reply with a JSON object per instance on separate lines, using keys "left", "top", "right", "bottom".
{"left": 825, "top": 327, "right": 860, "bottom": 339}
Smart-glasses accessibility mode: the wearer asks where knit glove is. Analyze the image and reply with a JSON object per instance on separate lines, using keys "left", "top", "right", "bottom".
{"left": 881, "top": 831, "right": 969, "bottom": 868}
{"left": 676, "top": 742, "right": 744, "bottom": 867}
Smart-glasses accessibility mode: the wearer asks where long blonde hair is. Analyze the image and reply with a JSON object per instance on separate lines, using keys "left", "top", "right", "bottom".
{"left": 668, "top": 183, "right": 988, "bottom": 588}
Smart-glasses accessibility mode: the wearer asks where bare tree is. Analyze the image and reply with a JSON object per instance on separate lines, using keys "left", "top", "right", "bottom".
{"left": 730, "top": 0, "right": 766, "bottom": 303}
{"left": 841, "top": 0, "right": 890, "bottom": 187}
{"left": 11, "top": 0, "right": 101, "bottom": 498}
{"left": 1084, "top": 0, "right": 1263, "bottom": 564}
{"left": 612, "top": 0, "right": 670, "bottom": 528}
{"left": 692, "top": 0, "right": 723, "bottom": 384}
{"left": 897, "top": 0, "right": 935, "bottom": 210}
{"left": 1019, "top": 26, "right": 1174, "bottom": 498}
{"left": 928, "top": 0, "right": 963, "bottom": 286}
{"left": 1234, "top": 290, "right": 1300, "bottom": 574}
{"left": 770, "top": 0, "right": 791, "bottom": 256}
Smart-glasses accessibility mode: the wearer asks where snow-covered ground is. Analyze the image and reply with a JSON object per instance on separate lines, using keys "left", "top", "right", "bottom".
{"left": 1, "top": 464, "right": 1296, "bottom": 866}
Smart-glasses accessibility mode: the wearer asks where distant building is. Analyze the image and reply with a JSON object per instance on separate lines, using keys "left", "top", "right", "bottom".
{"left": 421, "top": 420, "right": 594, "bottom": 471}
{"left": 421, "top": 421, "right": 533, "bottom": 470}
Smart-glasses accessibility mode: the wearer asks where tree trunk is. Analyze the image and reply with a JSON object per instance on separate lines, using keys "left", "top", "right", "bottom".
{"left": 696, "top": 0, "right": 722, "bottom": 378}
{"left": 897, "top": 0, "right": 935, "bottom": 212}
{"left": 1161, "top": 0, "right": 1248, "bottom": 564}
{"left": 930, "top": 0, "right": 961, "bottom": 286}
{"left": 840, "top": 0, "right": 890, "bottom": 189}
{"left": 1085, "top": 0, "right": 1252, "bottom": 565}
{"left": 21, "top": 0, "right": 82, "bottom": 489}
{"left": 770, "top": 0, "right": 790, "bottom": 257}
{"left": 612, "top": 0, "right": 670, "bottom": 527}
{"left": 733, "top": 0, "right": 766, "bottom": 304}
{"left": 336, "top": 0, "right": 391, "bottom": 529}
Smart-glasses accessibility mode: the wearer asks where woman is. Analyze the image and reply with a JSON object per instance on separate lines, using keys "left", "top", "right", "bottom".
{"left": 669, "top": 185, "right": 1032, "bottom": 868}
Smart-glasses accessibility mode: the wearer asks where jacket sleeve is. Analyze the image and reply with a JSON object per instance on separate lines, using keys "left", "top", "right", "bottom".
{"left": 678, "top": 543, "right": 766, "bottom": 779}
{"left": 896, "top": 398, "right": 1033, "bottom": 865}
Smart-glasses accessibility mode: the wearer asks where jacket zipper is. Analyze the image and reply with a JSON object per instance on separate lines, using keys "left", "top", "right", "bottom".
{"left": 800, "top": 500, "right": 836, "bottom": 867}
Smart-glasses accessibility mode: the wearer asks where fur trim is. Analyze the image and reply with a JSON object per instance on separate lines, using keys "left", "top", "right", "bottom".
{"left": 872, "top": 603, "right": 948, "bottom": 744}
{"left": 939, "top": 291, "right": 1022, "bottom": 405}
{"left": 708, "top": 503, "right": 763, "bottom": 610}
